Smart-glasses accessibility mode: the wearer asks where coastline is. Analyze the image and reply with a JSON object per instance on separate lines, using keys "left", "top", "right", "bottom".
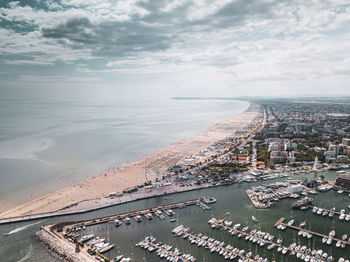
{"left": 0, "top": 101, "right": 262, "bottom": 220}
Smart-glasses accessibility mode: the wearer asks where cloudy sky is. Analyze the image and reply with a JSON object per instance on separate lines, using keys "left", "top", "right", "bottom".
{"left": 1, "top": 0, "right": 350, "bottom": 99}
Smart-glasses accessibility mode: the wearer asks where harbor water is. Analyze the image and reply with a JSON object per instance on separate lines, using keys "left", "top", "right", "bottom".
{"left": 0, "top": 170, "right": 349, "bottom": 262}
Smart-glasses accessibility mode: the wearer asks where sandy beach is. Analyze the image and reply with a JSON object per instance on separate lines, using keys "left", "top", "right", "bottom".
{"left": 0, "top": 102, "right": 261, "bottom": 219}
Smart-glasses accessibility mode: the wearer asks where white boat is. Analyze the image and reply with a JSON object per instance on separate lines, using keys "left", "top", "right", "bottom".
{"left": 114, "top": 255, "right": 123, "bottom": 262}
{"left": 287, "top": 219, "right": 294, "bottom": 225}
{"left": 100, "top": 244, "right": 115, "bottom": 253}
{"left": 80, "top": 234, "right": 94, "bottom": 243}
{"left": 252, "top": 216, "right": 258, "bottom": 223}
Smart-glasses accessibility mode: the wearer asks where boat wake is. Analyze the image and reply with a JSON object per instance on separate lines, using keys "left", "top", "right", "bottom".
{"left": 6, "top": 221, "right": 41, "bottom": 236}
{"left": 17, "top": 244, "right": 33, "bottom": 262}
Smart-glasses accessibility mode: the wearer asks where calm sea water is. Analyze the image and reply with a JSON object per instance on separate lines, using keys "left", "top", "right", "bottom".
{"left": 0, "top": 171, "right": 349, "bottom": 262}
{"left": 0, "top": 98, "right": 249, "bottom": 211}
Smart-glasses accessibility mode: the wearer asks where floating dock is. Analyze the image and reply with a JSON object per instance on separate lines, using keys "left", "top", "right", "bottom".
{"left": 212, "top": 218, "right": 335, "bottom": 261}
{"left": 137, "top": 236, "right": 196, "bottom": 262}
{"left": 174, "top": 225, "right": 269, "bottom": 261}
{"left": 308, "top": 205, "right": 349, "bottom": 220}
{"left": 275, "top": 217, "right": 350, "bottom": 248}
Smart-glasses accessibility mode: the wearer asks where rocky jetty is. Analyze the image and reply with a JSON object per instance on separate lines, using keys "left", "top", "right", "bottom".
{"left": 34, "top": 227, "right": 94, "bottom": 262}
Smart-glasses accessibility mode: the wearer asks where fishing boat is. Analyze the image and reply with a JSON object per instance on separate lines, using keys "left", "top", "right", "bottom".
{"left": 252, "top": 216, "right": 258, "bottom": 223}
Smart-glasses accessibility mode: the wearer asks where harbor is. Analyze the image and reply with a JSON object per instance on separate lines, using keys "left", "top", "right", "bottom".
{"left": 1, "top": 169, "right": 349, "bottom": 262}
{"left": 34, "top": 198, "right": 215, "bottom": 262}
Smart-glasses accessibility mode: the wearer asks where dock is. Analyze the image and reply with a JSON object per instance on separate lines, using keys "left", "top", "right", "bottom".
{"left": 308, "top": 205, "right": 349, "bottom": 220}
{"left": 275, "top": 217, "right": 350, "bottom": 248}
{"left": 212, "top": 218, "right": 334, "bottom": 261}
{"left": 173, "top": 225, "right": 269, "bottom": 262}
{"left": 137, "top": 236, "right": 196, "bottom": 262}
{"left": 274, "top": 217, "right": 286, "bottom": 227}
{"left": 245, "top": 190, "right": 270, "bottom": 208}
{"left": 68, "top": 198, "right": 201, "bottom": 229}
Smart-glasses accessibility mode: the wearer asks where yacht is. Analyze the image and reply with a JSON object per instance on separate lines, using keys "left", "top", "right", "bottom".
{"left": 80, "top": 234, "right": 94, "bottom": 243}
{"left": 114, "top": 219, "right": 122, "bottom": 226}
{"left": 100, "top": 244, "right": 115, "bottom": 253}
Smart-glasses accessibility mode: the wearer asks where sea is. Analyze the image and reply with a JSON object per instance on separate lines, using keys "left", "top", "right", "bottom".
{"left": 0, "top": 98, "right": 249, "bottom": 212}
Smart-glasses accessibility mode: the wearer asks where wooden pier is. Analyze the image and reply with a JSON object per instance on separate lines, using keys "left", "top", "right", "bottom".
{"left": 275, "top": 217, "right": 350, "bottom": 248}
{"left": 274, "top": 217, "right": 285, "bottom": 227}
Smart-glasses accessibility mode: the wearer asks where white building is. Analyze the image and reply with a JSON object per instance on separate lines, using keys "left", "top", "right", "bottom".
{"left": 288, "top": 185, "right": 303, "bottom": 194}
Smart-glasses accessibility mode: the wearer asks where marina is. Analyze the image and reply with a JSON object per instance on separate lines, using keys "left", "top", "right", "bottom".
{"left": 34, "top": 198, "right": 215, "bottom": 262}
{"left": 172, "top": 225, "right": 269, "bottom": 261}
{"left": 136, "top": 235, "right": 196, "bottom": 262}
{"left": 209, "top": 218, "right": 335, "bottom": 262}
{"left": 274, "top": 218, "right": 350, "bottom": 249}
{"left": 308, "top": 206, "right": 350, "bottom": 221}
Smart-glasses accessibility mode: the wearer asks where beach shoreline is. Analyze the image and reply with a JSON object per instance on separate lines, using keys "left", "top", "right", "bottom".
{"left": 0, "top": 101, "right": 262, "bottom": 220}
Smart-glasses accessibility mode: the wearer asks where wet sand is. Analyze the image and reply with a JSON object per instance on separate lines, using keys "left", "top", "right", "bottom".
{"left": 0, "top": 102, "right": 261, "bottom": 219}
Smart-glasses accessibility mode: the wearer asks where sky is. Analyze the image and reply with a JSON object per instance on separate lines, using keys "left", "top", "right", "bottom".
{"left": 1, "top": 0, "right": 350, "bottom": 100}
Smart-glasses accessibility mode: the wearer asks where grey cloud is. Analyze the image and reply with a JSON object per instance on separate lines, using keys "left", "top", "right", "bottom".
{"left": 41, "top": 17, "right": 174, "bottom": 56}
{"left": 39, "top": 0, "right": 281, "bottom": 58}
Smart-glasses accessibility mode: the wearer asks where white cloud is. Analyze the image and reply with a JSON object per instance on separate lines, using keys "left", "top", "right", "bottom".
{"left": 1, "top": 0, "right": 350, "bottom": 96}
